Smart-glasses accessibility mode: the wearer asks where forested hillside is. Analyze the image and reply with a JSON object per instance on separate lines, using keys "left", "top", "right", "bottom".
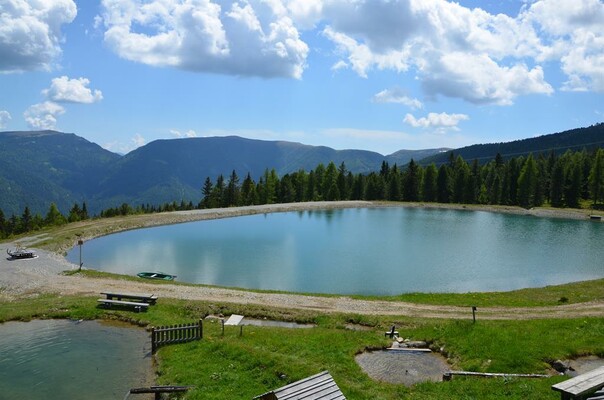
{"left": 420, "top": 123, "right": 604, "bottom": 165}
{"left": 0, "top": 132, "right": 443, "bottom": 215}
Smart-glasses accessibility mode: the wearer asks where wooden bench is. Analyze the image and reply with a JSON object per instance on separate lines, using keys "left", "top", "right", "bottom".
{"left": 100, "top": 291, "right": 158, "bottom": 305}
{"left": 97, "top": 298, "right": 150, "bottom": 312}
{"left": 552, "top": 366, "right": 604, "bottom": 400}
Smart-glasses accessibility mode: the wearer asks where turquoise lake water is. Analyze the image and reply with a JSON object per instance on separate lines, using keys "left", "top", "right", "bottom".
{"left": 67, "top": 207, "right": 604, "bottom": 295}
{"left": 0, "top": 319, "right": 153, "bottom": 399}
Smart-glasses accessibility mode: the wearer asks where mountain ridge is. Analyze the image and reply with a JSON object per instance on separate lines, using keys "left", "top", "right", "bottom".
{"left": 1, "top": 124, "right": 602, "bottom": 216}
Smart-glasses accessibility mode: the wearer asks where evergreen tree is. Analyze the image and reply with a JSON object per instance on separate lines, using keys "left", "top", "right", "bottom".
{"left": 225, "top": 170, "right": 241, "bottom": 207}
{"left": 436, "top": 164, "right": 451, "bottom": 203}
{"left": 0, "top": 209, "right": 5, "bottom": 238}
{"left": 201, "top": 177, "right": 214, "bottom": 208}
{"left": 213, "top": 174, "right": 226, "bottom": 207}
{"left": 517, "top": 154, "right": 538, "bottom": 208}
{"left": 68, "top": 203, "right": 82, "bottom": 222}
{"left": 337, "top": 162, "right": 349, "bottom": 200}
{"left": 81, "top": 202, "right": 89, "bottom": 220}
{"left": 45, "top": 203, "right": 66, "bottom": 226}
{"left": 589, "top": 148, "right": 604, "bottom": 206}
{"left": 241, "top": 173, "right": 257, "bottom": 206}
{"left": 21, "top": 206, "right": 33, "bottom": 232}
{"left": 422, "top": 163, "right": 438, "bottom": 202}
{"left": 550, "top": 159, "right": 564, "bottom": 207}
{"left": 403, "top": 159, "right": 420, "bottom": 201}
{"left": 564, "top": 160, "right": 582, "bottom": 208}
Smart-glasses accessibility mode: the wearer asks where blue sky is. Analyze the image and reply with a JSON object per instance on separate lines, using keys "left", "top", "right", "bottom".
{"left": 1, "top": 0, "right": 603, "bottom": 155}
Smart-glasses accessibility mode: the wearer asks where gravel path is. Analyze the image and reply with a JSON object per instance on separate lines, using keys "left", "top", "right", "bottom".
{"left": 1, "top": 244, "right": 603, "bottom": 320}
{"left": 1, "top": 202, "right": 602, "bottom": 320}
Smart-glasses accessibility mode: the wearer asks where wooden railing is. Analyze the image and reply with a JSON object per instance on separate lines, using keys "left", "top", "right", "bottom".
{"left": 151, "top": 319, "right": 203, "bottom": 353}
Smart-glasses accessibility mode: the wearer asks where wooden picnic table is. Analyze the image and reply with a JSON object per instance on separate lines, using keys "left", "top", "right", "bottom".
{"left": 97, "top": 298, "right": 150, "bottom": 313}
{"left": 552, "top": 366, "right": 604, "bottom": 400}
{"left": 100, "top": 291, "right": 158, "bottom": 305}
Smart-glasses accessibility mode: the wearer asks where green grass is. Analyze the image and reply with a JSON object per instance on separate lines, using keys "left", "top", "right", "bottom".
{"left": 377, "top": 278, "right": 604, "bottom": 307}
{"left": 0, "top": 295, "right": 602, "bottom": 400}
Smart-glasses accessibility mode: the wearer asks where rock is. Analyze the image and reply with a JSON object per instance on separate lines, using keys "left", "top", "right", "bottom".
{"left": 552, "top": 360, "right": 570, "bottom": 372}
{"left": 406, "top": 341, "right": 428, "bottom": 348}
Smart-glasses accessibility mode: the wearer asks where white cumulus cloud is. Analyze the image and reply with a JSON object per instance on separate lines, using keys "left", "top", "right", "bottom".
{"left": 99, "top": 0, "right": 309, "bottom": 79}
{"left": 0, "top": 111, "right": 11, "bottom": 129}
{"left": 320, "top": 0, "right": 601, "bottom": 104}
{"left": 0, "top": 0, "right": 77, "bottom": 72}
{"left": 170, "top": 129, "right": 198, "bottom": 138}
{"left": 404, "top": 112, "right": 469, "bottom": 131}
{"left": 373, "top": 88, "right": 423, "bottom": 110}
{"left": 42, "top": 76, "right": 103, "bottom": 103}
{"left": 23, "top": 102, "right": 65, "bottom": 130}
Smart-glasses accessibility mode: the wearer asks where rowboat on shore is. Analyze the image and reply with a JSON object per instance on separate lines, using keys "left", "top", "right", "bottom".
{"left": 137, "top": 272, "right": 176, "bottom": 281}
{"left": 7, "top": 246, "right": 37, "bottom": 260}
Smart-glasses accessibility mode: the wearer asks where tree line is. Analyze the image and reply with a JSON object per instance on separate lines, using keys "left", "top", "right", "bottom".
{"left": 1, "top": 148, "right": 603, "bottom": 239}
{"left": 199, "top": 148, "right": 604, "bottom": 210}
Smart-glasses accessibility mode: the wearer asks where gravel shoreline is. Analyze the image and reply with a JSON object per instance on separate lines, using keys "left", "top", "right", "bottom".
{"left": 1, "top": 201, "right": 602, "bottom": 320}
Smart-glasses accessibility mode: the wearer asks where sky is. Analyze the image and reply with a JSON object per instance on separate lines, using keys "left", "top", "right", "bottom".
{"left": 0, "top": 0, "right": 603, "bottom": 155}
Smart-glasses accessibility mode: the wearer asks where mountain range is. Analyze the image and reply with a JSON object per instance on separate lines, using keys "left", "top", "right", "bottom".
{"left": 1, "top": 123, "right": 602, "bottom": 216}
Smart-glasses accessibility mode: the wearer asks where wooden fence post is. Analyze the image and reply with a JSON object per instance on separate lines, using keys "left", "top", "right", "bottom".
{"left": 199, "top": 318, "right": 203, "bottom": 339}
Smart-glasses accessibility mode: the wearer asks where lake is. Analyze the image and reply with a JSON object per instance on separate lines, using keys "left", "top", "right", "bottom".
{"left": 67, "top": 207, "right": 604, "bottom": 295}
{"left": 0, "top": 319, "right": 153, "bottom": 399}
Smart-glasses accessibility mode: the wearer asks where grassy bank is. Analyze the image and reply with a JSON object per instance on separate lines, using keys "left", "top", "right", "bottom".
{"left": 0, "top": 295, "right": 602, "bottom": 399}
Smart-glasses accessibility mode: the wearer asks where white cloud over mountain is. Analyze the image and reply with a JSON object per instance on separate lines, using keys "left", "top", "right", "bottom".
{"left": 99, "top": 0, "right": 309, "bottom": 78}
{"left": 43, "top": 76, "right": 103, "bottom": 104}
{"left": 0, "top": 0, "right": 77, "bottom": 72}
{"left": 0, "top": 111, "right": 11, "bottom": 129}
{"left": 2, "top": 0, "right": 602, "bottom": 108}
{"left": 404, "top": 112, "right": 469, "bottom": 131}
{"left": 23, "top": 102, "right": 65, "bottom": 130}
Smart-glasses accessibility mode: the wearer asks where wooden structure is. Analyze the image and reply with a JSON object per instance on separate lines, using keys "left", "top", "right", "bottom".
{"left": 552, "top": 366, "right": 604, "bottom": 400}
{"left": 253, "top": 371, "right": 346, "bottom": 400}
{"left": 151, "top": 319, "right": 203, "bottom": 353}
{"left": 223, "top": 314, "right": 245, "bottom": 336}
{"left": 97, "top": 298, "right": 149, "bottom": 312}
{"left": 129, "top": 385, "right": 194, "bottom": 400}
{"left": 443, "top": 370, "right": 548, "bottom": 381}
{"left": 100, "top": 291, "right": 158, "bottom": 305}
{"left": 384, "top": 325, "right": 398, "bottom": 339}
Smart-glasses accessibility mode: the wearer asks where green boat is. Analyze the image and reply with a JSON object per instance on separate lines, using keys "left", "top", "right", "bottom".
{"left": 137, "top": 272, "right": 176, "bottom": 281}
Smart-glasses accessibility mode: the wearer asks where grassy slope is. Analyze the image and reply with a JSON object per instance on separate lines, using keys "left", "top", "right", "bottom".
{"left": 0, "top": 295, "right": 602, "bottom": 400}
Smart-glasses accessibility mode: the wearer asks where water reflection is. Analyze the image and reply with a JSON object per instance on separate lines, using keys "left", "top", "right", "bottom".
{"left": 67, "top": 208, "right": 604, "bottom": 295}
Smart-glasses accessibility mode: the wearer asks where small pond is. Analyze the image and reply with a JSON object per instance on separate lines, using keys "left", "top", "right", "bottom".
{"left": 67, "top": 207, "right": 604, "bottom": 295}
{"left": 0, "top": 319, "right": 153, "bottom": 399}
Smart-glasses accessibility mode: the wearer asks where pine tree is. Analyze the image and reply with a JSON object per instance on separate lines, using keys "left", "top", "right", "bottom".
{"left": 589, "top": 148, "right": 604, "bottom": 206}
{"left": 517, "top": 154, "right": 538, "bottom": 208}
{"left": 201, "top": 177, "right": 214, "bottom": 208}
{"left": 422, "top": 163, "right": 438, "bottom": 202}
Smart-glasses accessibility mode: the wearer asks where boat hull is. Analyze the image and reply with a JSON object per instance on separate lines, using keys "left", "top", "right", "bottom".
{"left": 137, "top": 272, "right": 176, "bottom": 281}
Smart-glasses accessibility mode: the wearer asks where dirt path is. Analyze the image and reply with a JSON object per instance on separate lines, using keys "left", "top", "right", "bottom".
{"left": 1, "top": 202, "right": 602, "bottom": 320}
{"left": 1, "top": 245, "right": 603, "bottom": 320}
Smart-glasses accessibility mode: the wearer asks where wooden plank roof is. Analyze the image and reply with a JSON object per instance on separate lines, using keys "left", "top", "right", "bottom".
{"left": 253, "top": 371, "right": 346, "bottom": 400}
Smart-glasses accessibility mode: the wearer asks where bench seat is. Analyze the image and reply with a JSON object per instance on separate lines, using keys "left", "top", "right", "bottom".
{"left": 97, "top": 298, "right": 150, "bottom": 312}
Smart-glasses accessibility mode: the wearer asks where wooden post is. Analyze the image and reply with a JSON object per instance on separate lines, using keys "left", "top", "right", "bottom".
{"left": 151, "top": 327, "right": 156, "bottom": 353}
{"left": 472, "top": 306, "right": 477, "bottom": 323}
{"left": 199, "top": 318, "right": 203, "bottom": 339}
{"left": 221, "top": 319, "right": 225, "bottom": 336}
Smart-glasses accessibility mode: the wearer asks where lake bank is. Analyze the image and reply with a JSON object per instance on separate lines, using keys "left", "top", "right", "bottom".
{"left": 1, "top": 201, "right": 602, "bottom": 319}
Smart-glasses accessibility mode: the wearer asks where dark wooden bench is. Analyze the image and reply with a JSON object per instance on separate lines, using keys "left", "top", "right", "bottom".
{"left": 97, "top": 298, "right": 150, "bottom": 312}
{"left": 552, "top": 366, "right": 604, "bottom": 400}
{"left": 100, "top": 291, "right": 158, "bottom": 305}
